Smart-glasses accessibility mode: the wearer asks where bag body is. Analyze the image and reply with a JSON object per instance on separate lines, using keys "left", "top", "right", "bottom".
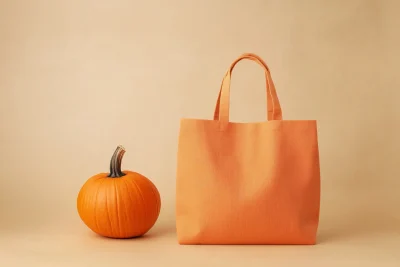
{"left": 176, "top": 53, "right": 321, "bottom": 245}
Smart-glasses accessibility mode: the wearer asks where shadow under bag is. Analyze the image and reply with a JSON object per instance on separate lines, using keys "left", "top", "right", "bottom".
{"left": 176, "top": 53, "right": 321, "bottom": 245}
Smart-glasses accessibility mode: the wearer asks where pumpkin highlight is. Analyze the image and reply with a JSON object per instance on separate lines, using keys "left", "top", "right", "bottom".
{"left": 77, "top": 145, "right": 161, "bottom": 238}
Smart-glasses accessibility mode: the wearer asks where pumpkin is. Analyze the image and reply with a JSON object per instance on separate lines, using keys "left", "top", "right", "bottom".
{"left": 77, "top": 145, "right": 161, "bottom": 238}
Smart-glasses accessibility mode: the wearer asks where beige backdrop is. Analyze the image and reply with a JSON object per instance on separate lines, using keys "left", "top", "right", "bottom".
{"left": 1, "top": 0, "right": 399, "bottom": 266}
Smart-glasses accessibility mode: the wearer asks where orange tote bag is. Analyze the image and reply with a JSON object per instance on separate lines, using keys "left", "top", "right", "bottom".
{"left": 176, "top": 53, "right": 321, "bottom": 245}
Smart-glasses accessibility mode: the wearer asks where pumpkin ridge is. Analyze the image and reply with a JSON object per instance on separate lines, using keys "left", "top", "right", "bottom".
{"left": 152, "top": 182, "right": 161, "bottom": 219}
{"left": 144, "top": 177, "right": 159, "bottom": 224}
{"left": 94, "top": 178, "right": 106, "bottom": 235}
{"left": 125, "top": 177, "right": 141, "bottom": 235}
{"left": 122, "top": 178, "right": 133, "bottom": 236}
{"left": 105, "top": 181, "right": 114, "bottom": 237}
{"left": 148, "top": 177, "right": 161, "bottom": 217}
{"left": 114, "top": 179, "right": 122, "bottom": 238}
{"left": 131, "top": 177, "right": 147, "bottom": 234}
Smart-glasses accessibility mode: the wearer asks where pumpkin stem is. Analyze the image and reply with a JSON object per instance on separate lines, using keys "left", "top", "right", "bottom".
{"left": 108, "top": 145, "right": 126, "bottom": 178}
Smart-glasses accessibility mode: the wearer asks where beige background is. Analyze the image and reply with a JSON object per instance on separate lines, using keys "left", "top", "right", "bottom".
{"left": 1, "top": 0, "right": 399, "bottom": 266}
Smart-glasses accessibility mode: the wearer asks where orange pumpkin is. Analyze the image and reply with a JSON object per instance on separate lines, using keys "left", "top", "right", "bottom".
{"left": 77, "top": 145, "right": 161, "bottom": 238}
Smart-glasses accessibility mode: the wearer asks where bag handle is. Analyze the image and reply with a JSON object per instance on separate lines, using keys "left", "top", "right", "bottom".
{"left": 213, "top": 53, "right": 282, "bottom": 122}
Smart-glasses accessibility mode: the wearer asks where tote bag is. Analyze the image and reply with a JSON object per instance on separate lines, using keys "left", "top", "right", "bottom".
{"left": 176, "top": 53, "right": 321, "bottom": 245}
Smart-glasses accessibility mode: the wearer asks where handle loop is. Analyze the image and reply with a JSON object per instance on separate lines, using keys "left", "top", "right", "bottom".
{"left": 213, "top": 53, "right": 282, "bottom": 122}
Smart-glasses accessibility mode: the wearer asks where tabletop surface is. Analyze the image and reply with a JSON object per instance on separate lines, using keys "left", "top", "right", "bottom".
{"left": 1, "top": 221, "right": 400, "bottom": 267}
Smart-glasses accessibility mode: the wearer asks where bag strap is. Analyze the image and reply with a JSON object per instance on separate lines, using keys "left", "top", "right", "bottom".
{"left": 213, "top": 53, "right": 282, "bottom": 122}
